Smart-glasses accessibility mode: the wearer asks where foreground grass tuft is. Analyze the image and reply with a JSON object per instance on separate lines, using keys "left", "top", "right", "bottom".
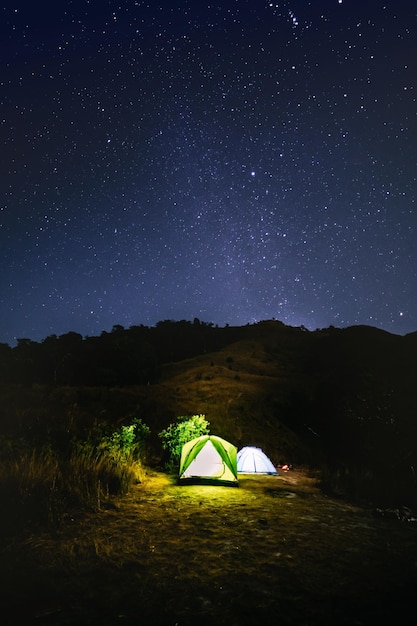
{"left": 0, "top": 440, "right": 144, "bottom": 533}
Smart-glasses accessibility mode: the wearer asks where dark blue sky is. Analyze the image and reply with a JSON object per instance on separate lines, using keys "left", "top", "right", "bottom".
{"left": 1, "top": 0, "right": 416, "bottom": 346}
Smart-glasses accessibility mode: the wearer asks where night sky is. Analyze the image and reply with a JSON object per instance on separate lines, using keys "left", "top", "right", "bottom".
{"left": 1, "top": 1, "right": 416, "bottom": 346}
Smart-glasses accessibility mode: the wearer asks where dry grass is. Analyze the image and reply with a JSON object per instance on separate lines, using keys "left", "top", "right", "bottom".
{"left": 0, "top": 444, "right": 144, "bottom": 532}
{"left": 1, "top": 468, "right": 417, "bottom": 625}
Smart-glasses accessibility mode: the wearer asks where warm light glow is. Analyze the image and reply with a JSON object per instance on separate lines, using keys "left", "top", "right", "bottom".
{"left": 182, "top": 440, "right": 226, "bottom": 478}
{"left": 179, "top": 435, "right": 238, "bottom": 484}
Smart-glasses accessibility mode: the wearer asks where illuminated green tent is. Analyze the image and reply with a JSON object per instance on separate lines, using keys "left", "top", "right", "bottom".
{"left": 178, "top": 435, "right": 238, "bottom": 485}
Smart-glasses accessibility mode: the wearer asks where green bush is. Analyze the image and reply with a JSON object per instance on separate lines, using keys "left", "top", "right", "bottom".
{"left": 158, "top": 414, "right": 210, "bottom": 469}
{"left": 97, "top": 418, "right": 151, "bottom": 462}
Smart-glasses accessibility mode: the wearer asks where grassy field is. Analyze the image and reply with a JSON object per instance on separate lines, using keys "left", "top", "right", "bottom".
{"left": 1, "top": 467, "right": 417, "bottom": 625}
{"left": 2, "top": 322, "right": 417, "bottom": 624}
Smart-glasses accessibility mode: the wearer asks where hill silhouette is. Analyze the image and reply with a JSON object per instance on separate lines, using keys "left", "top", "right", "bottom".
{"left": 1, "top": 319, "right": 417, "bottom": 507}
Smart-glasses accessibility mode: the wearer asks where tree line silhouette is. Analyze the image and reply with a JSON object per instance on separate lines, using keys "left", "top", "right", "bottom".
{"left": 0, "top": 319, "right": 244, "bottom": 386}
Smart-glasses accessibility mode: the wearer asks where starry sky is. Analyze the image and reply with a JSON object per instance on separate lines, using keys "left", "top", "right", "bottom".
{"left": 1, "top": 0, "right": 416, "bottom": 346}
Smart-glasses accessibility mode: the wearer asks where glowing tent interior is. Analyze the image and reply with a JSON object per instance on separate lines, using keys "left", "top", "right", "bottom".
{"left": 237, "top": 446, "right": 278, "bottom": 475}
{"left": 178, "top": 435, "right": 238, "bottom": 485}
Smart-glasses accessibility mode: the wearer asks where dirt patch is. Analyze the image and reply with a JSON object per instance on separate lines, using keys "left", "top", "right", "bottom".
{"left": 1, "top": 468, "right": 417, "bottom": 625}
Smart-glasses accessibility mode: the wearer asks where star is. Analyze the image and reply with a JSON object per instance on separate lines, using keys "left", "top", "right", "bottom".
{"left": 0, "top": 1, "right": 416, "bottom": 345}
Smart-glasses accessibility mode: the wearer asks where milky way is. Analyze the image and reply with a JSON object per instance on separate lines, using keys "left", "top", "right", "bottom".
{"left": 1, "top": 0, "right": 416, "bottom": 345}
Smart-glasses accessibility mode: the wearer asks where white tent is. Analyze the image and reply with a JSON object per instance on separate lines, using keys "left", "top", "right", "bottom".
{"left": 237, "top": 446, "right": 278, "bottom": 474}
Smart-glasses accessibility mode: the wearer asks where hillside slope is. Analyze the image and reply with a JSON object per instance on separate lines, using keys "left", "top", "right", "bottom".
{"left": 1, "top": 321, "right": 417, "bottom": 505}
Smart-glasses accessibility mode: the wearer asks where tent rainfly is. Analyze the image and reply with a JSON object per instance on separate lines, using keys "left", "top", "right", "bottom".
{"left": 178, "top": 435, "right": 238, "bottom": 485}
{"left": 237, "top": 446, "right": 278, "bottom": 475}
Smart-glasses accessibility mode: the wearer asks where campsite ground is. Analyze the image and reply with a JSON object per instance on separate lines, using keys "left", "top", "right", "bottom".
{"left": 1, "top": 467, "right": 417, "bottom": 625}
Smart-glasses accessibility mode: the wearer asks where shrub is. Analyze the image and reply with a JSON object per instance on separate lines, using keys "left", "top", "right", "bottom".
{"left": 158, "top": 414, "right": 210, "bottom": 470}
{"left": 98, "top": 418, "right": 151, "bottom": 463}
